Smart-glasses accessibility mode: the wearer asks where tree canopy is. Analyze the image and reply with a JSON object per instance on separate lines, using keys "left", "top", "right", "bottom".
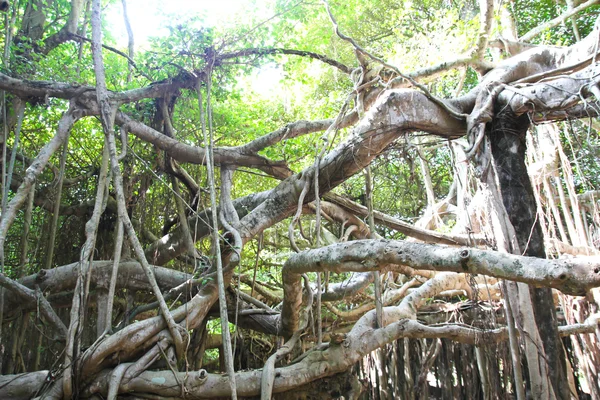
{"left": 0, "top": 0, "right": 599, "bottom": 399}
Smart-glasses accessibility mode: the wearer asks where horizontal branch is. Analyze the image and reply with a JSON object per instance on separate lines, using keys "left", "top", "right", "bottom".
{"left": 0, "top": 273, "right": 67, "bottom": 339}
{"left": 81, "top": 319, "right": 503, "bottom": 398}
{"left": 281, "top": 238, "right": 600, "bottom": 337}
{"left": 9, "top": 313, "right": 598, "bottom": 399}
{"left": 85, "top": 308, "right": 599, "bottom": 399}
{"left": 285, "top": 239, "right": 600, "bottom": 295}
{"left": 0, "top": 371, "right": 49, "bottom": 400}
{"left": 324, "top": 192, "right": 483, "bottom": 245}
{"left": 19, "top": 260, "right": 188, "bottom": 294}
{"left": 452, "top": 24, "right": 600, "bottom": 113}
{"left": 499, "top": 63, "right": 600, "bottom": 118}
{"left": 4, "top": 261, "right": 191, "bottom": 317}
{"left": 219, "top": 48, "right": 353, "bottom": 74}
{"left": 115, "top": 112, "right": 292, "bottom": 179}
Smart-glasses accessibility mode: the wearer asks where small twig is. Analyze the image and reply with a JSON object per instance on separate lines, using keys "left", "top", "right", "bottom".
{"left": 69, "top": 32, "right": 137, "bottom": 67}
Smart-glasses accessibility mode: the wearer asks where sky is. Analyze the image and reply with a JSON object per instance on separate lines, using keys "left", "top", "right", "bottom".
{"left": 106, "top": 0, "right": 248, "bottom": 48}
{"left": 105, "top": 0, "right": 283, "bottom": 95}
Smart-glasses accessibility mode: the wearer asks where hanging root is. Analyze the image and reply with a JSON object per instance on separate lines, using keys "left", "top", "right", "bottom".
{"left": 261, "top": 274, "right": 313, "bottom": 399}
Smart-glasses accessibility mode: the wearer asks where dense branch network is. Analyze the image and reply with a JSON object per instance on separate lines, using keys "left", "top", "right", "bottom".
{"left": 0, "top": 2, "right": 600, "bottom": 399}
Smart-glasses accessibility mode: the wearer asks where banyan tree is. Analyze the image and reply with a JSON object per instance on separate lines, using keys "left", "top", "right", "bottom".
{"left": 0, "top": 0, "right": 599, "bottom": 398}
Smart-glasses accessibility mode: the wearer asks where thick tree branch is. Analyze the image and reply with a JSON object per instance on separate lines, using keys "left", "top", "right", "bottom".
{"left": 115, "top": 111, "right": 292, "bottom": 179}
{"left": 9, "top": 314, "right": 599, "bottom": 399}
{"left": 237, "top": 89, "right": 466, "bottom": 244}
{"left": 42, "top": 0, "right": 86, "bottom": 53}
{"left": 0, "top": 273, "right": 67, "bottom": 338}
{"left": 285, "top": 240, "right": 599, "bottom": 294}
{"left": 281, "top": 239, "right": 600, "bottom": 336}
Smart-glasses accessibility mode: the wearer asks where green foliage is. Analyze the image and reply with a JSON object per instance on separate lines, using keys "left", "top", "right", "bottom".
{"left": 513, "top": 0, "right": 600, "bottom": 45}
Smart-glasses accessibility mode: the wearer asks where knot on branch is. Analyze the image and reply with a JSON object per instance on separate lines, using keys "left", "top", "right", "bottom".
{"left": 194, "top": 369, "right": 208, "bottom": 385}
{"left": 35, "top": 269, "right": 48, "bottom": 283}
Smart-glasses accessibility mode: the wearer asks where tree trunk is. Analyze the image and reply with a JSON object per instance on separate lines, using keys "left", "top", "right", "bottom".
{"left": 488, "top": 109, "right": 570, "bottom": 399}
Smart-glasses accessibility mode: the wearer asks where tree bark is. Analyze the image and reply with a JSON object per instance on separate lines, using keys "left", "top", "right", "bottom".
{"left": 488, "top": 108, "right": 570, "bottom": 399}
